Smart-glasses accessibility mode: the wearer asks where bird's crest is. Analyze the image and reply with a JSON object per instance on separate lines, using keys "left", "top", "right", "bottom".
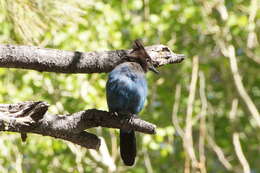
{"left": 126, "top": 39, "right": 159, "bottom": 74}
{"left": 128, "top": 39, "right": 151, "bottom": 60}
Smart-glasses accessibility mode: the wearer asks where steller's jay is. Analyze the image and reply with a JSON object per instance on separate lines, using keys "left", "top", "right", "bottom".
{"left": 106, "top": 40, "right": 158, "bottom": 166}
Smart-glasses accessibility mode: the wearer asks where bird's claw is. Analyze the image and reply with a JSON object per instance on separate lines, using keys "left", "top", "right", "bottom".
{"left": 120, "top": 113, "right": 134, "bottom": 124}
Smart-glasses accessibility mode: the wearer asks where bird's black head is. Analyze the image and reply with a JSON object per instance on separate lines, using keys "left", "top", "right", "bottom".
{"left": 126, "top": 39, "right": 159, "bottom": 74}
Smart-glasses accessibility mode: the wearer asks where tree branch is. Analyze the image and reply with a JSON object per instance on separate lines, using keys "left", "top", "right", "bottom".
{"left": 207, "top": 136, "right": 233, "bottom": 171}
{"left": 0, "top": 101, "right": 156, "bottom": 150}
{"left": 184, "top": 56, "right": 199, "bottom": 169}
{"left": 219, "top": 43, "right": 260, "bottom": 127}
{"left": 0, "top": 44, "right": 185, "bottom": 73}
{"left": 233, "top": 133, "right": 251, "bottom": 173}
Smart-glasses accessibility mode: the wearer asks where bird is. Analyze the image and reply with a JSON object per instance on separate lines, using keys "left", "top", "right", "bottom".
{"left": 106, "top": 39, "right": 158, "bottom": 166}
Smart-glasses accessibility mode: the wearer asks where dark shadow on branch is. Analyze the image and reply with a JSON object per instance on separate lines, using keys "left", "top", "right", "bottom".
{"left": 68, "top": 51, "right": 83, "bottom": 73}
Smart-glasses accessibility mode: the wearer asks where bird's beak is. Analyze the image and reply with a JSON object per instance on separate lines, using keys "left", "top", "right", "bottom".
{"left": 148, "top": 65, "right": 159, "bottom": 74}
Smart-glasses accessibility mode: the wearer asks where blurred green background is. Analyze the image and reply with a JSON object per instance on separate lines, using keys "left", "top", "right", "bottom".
{"left": 0, "top": 0, "right": 259, "bottom": 172}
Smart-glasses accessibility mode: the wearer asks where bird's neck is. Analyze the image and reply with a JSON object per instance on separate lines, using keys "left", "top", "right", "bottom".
{"left": 128, "top": 62, "right": 146, "bottom": 74}
{"left": 131, "top": 59, "right": 148, "bottom": 73}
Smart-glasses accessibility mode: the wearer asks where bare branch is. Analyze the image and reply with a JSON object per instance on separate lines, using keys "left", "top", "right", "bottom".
{"left": 233, "top": 133, "right": 251, "bottom": 173}
{"left": 184, "top": 56, "right": 199, "bottom": 168}
{"left": 198, "top": 71, "right": 207, "bottom": 173}
{"left": 171, "top": 84, "right": 184, "bottom": 137}
{"left": 228, "top": 98, "right": 251, "bottom": 173}
{"left": 0, "top": 101, "right": 156, "bottom": 150}
{"left": 229, "top": 99, "right": 239, "bottom": 121}
{"left": 0, "top": 44, "right": 185, "bottom": 74}
{"left": 142, "top": 147, "right": 154, "bottom": 173}
{"left": 247, "top": 0, "right": 259, "bottom": 48}
{"left": 206, "top": 100, "right": 234, "bottom": 171}
{"left": 207, "top": 136, "right": 233, "bottom": 171}
{"left": 221, "top": 44, "right": 260, "bottom": 127}
{"left": 88, "top": 137, "right": 116, "bottom": 172}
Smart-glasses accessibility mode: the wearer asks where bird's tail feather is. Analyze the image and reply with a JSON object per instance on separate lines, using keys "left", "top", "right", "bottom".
{"left": 120, "top": 129, "right": 136, "bottom": 166}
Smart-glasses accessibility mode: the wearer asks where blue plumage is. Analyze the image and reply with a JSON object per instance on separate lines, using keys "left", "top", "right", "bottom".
{"left": 106, "top": 39, "right": 158, "bottom": 166}
{"left": 106, "top": 62, "right": 147, "bottom": 115}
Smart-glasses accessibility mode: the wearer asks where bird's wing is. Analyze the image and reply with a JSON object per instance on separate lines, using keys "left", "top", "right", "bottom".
{"left": 106, "top": 76, "right": 146, "bottom": 114}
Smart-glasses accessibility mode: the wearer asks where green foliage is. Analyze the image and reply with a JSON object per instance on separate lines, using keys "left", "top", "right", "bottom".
{"left": 0, "top": 0, "right": 260, "bottom": 172}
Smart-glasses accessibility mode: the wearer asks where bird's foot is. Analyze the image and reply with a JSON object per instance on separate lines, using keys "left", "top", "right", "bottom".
{"left": 120, "top": 113, "right": 136, "bottom": 125}
{"left": 119, "top": 113, "right": 137, "bottom": 132}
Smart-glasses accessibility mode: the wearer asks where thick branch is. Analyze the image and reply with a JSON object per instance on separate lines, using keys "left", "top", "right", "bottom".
{"left": 0, "top": 44, "right": 185, "bottom": 73}
{"left": 0, "top": 101, "right": 156, "bottom": 150}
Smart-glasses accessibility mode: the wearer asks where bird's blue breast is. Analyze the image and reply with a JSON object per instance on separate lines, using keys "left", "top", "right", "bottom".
{"left": 106, "top": 63, "right": 147, "bottom": 115}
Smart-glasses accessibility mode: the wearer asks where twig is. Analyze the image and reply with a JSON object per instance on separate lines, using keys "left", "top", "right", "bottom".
{"left": 89, "top": 137, "right": 116, "bottom": 172}
{"left": 0, "top": 101, "right": 156, "bottom": 150}
{"left": 184, "top": 156, "right": 191, "bottom": 173}
{"left": 198, "top": 71, "right": 207, "bottom": 173}
{"left": 247, "top": 0, "right": 259, "bottom": 48}
{"left": 109, "top": 129, "right": 118, "bottom": 161}
{"left": 222, "top": 45, "right": 260, "bottom": 127}
{"left": 67, "top": 142, "right": 86, "bottom": 173}
{"left": 143, "top": 147, "right": 154, "bottom": 173}
{"left": 229, "top": 98, "right": 251, "bottom": 173}
{"left": 0, "top": 44, "right": 185, "bottom": 73}
{"left": 233, "top": 133, "right": 251, "bottom": 173}
{"left": 184, "top": 56, "right": 199, "bottom": 169}
{"left": 171, "top": 84, "right": 184, "bottom": 137}
{"left": 214, "top": 2, "right": 260, "bottom": 126}
{"left": 206, "top": 100, "right": 237, "bottom": 171}
{"left": 229, "top": 99, "right": 238, "bottom": 121}
{"left": 207, "top": 136, "right": 233, "bottom": 171}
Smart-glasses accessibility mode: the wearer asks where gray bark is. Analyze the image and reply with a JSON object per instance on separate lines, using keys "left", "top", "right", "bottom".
{"left": 0, "top": 101, "right": 156, "bottom": 149}
{"left": 0, "top": 42, "right": 184, "bottom": 150}
{"left": 0, "top": 44, "right": 185, "bottom": 73}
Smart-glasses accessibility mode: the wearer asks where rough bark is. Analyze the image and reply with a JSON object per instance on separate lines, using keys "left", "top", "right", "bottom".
{"left": 0, "top": 42, "right": 184, "bottom": 150}
{"left": 0, "top": 44, "right": 185, "bottom": 73}
{"left": 0, "top": 101, "right": 156, "bottom": 149}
